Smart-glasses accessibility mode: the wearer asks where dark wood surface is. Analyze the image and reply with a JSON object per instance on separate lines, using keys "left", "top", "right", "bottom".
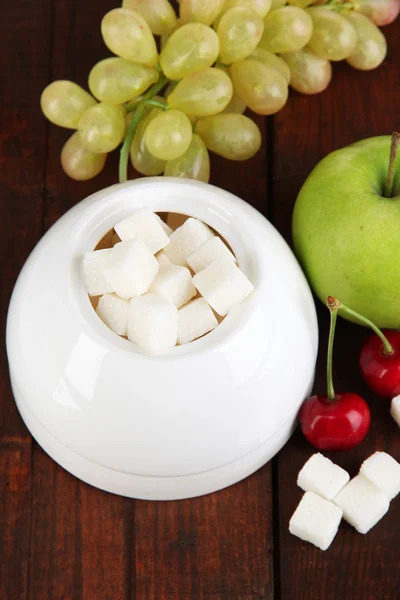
{"left": 1, "top": 2, "right": 399, "bottom": 598}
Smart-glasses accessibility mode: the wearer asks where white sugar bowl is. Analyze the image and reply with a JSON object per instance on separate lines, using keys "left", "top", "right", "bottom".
{"left": 6, "top": 178, "right": 318, "bottom": 500}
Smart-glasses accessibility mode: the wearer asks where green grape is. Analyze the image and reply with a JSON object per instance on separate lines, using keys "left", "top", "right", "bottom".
{"left": 217, "top": 7, "right": 264, "bottom": 65}
{"left": 122, "top": 0, "right": 177, "bottom": 35}
{"left": 180, "top": 0, "right": 226, "bottom": 25}
{"left": 101, "top": 9, "right": 158, "bottom": 66}
{"left": 280, "top": 47, "right": 332, "bottom": 94}
{"left": 61, "top": 132, "right": 107, "bottom": 180}
{"left": 167, "top": 68, "right": 233, "bottom": 117}
{"left": 259, "top": 6, "right": 313, "bottom": 53}
{"left": 346, "top": 13, "right": 387, "bottom": 71}
{"left": 145, "top": 109, "right": 193, "bottom": 160}
{"left": 270, "top": 0, "right": 287, "bottom": 9}
{"left": 216, "top": 65, "right": 247, "bottom": 114}
{"left": 40, "top": 81, "right": 96, "bottom": 129}
{"left": 220, "top": 0, "right": 272, "bottom": 18}
{"left": 230, "top": 59, "right": 288, "bottom": 115}
{"left": 221, "top": 92, "right": 247, "bottom": 114}
{"left": 88, "top": 58, "right": 158, "bottom": 104}
{"left": 160, "top": 18, "right": 180, "bottom": 50}
{"left": 130, "top": 107, "right": 166, "bottom": 175}
{"left": 78, "top": 103, "right": 126, "bottom": 153}
{"left": 160, "top": 23, "right": 220, "bottom": 80}
{"left": 287, "top": 0, "right": 313, "bottom": 7}
{"left": 307, "top": 8, "right": 357, "bottom": 61}
{"left": 249, "top": 47, "right": 290, "bottom": 83}
{"left": 195, "top": 114, "right": 262, "bottom": 160}
{"left": 355, "top": 0, "right": 400, "bottom": 27}
{"left": 164, "top": 134, "right": 210, "bottom": 182}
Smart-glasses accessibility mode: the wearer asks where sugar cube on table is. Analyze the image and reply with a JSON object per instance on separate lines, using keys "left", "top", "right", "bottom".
{"left": 82, "top": 248, "right": 114, "bottom": 297}
{"left": 149, "top": 264, "right": 196, "bottom": 308}
{"left": 359, "top": 451, "right": 400, "bottom": 501}
{"left": 391, "top": 395, "right": 400, "bottom": 427}
{"left": 155, "top": 214, "right": 173, "bottom": 236}
{"left": 178, "top": 298, "right": 218, "bottom": 345}
{"left": 114, "top": 210, "right": 170, "bottom": 254}
{"left": 103, "top": 239, "right": 159, "bottom": 299}
{"left": 193, "top": 259, "right": 254, "bottom": 316}
{"left": 128, "top": 293, "right": 177, "bottom": 355}
{"left": 297, "top": 453, "right": 350, "bottom": 501}
{"left": 333, "top": 474, "right": 390, "bottom": 534}
{"left": 155, "top": 250, "right": 171, "bottom": 268}
{"left": 187, "top": 237, "right": 236, "bottom": 273}
{"left": 96, "top": 293, "right": 130, "bottom": 336}
{"left": 289, "top": 492, "right": 343, "bottom": 551}
{"left": 163, "top": 218, "right": 215, "bottom": 266}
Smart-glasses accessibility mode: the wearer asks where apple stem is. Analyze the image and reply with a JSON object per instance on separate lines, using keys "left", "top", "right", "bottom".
{"left": 384, "top": 132, "right": 400, "bottom": 198}
{"left": 327, "top": 296, "right": 394, "bottom": 356}
{"left": 326, "top": 297, "right": 339, "bottom": 402}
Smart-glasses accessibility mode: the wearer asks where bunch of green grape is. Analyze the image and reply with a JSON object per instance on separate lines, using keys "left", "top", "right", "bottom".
{"left": 40, "top": 0, "right": 399, "bottom": 184}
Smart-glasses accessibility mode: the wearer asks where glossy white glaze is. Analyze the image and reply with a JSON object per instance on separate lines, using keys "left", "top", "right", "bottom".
{"left": 7, "top": 178, "right": 318, "bottom": 499}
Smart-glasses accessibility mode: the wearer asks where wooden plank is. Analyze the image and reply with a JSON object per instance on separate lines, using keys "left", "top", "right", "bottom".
{"left": 0, "top": 0, "right": 52, "bottom": 441}
{"left": 273, "top": 20, "right": 400, "bottom": 600}
{"left": 0, "top": 445, "right": 32, "bottom": 600}
{"left": 0, "top": 0, "right": 52, "bottom": 598}
{"left": 134, "top": 467, "right": 273, "bottom": 600}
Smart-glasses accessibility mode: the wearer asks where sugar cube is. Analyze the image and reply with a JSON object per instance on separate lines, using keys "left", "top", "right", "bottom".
{"left": 82, "top": 249, "right": 114, "bottom": 297}
{"left": 163, "top": 218, "right": 215, "bottom": 266}
{"left": 391, "top": 395, "right": 400, "bottom": 427}
{"left": 333, "top": 474, "right": 389, "bottom": 534}
{"left": 359, "top": 451, "right": 400, "bottom": 500}
{"left": 155, "top": 250, "right": 171, "bottom": 268}
{"left": 297, "top": 453, "right": 350, "bottom": 501}
{"left": 103, "top": 239, "right": 159, "bottom": 299}
{"left": 155, "top": 214, "right": 173, "bottom": 236}
{"left": 128, "top": 293, "right": 177, "bottom": 355}
{"left": 149, "top": 264, "right": 196, "bottom": 308}
{"left": 178, "top": 298, "right": 218, "bottom": 345}
{"left": 187, "top": 237, "right": 236, "bottom": 273}
{"left": 289, "top": 492, "right": 343, "bottom": 551}
{"left": 193, "top": 259, "right": 254, "bottom": 316}
{"left": 114, "top": 210, "right": 170, "bottom": 254}
{"left": 96, "top": 294, "right": 130, "bottom": 336}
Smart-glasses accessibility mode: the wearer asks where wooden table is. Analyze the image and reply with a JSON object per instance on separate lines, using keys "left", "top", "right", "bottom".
{"left": 1, "top": 2, "right": 399, "bottom": 598}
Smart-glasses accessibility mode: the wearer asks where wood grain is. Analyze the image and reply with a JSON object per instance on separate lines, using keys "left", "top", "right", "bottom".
{"left": 1, "top": 0, "right": 400, "bottom": 598}
{"left": 273, "top": 19, "right": 400, "bottom": 600}
{"left": 0, "top": 1, "right": 52, "bottom": 599}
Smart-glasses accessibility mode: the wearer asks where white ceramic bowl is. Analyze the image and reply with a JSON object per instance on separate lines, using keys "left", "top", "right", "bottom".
{"left": 6, "top": 178, "right": 318, "bottom": 500}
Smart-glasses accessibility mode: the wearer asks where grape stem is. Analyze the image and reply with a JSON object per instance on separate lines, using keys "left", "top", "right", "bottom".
{"left": 119, "top": 74, "right": 168, "bottom": 183}
{"left": 322, "top": 0, "right": 355, "bottom": 10}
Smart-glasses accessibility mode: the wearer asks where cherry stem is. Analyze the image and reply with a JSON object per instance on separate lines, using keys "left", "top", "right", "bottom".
{"left": 119, "top": 74, "right": 168, "bottom": 183}
{"left": 326, "top": 299, "right": 338, "bottom": 402}
{"left": 327, "top": 296, "right": 394, "bottom": 356}
{"left": 384, "top": 132, "right": 400, "bottom": 198}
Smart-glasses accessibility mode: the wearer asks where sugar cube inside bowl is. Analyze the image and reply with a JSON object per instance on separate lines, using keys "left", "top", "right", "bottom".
{"left": 81, "top": 210, "right": 254, "bottom": 355}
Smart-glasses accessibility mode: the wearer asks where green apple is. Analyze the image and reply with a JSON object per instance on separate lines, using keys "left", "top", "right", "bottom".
{"left": 292, "top": 134, "right": 400, "bottom": 328}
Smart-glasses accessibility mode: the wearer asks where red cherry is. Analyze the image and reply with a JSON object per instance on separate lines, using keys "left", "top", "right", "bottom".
{"left": 359, "top": 330, "right": 400, "bottom": 397}
{"left": 300, "top": 393, "right": 371, "bottom": 451}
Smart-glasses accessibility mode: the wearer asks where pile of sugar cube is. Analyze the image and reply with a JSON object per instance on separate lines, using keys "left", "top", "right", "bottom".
{"left": 289, "top": 451, "right": 400, "bottom": 550}
{"left": 82, "top": 210, "right": 254, "bottom": 355}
